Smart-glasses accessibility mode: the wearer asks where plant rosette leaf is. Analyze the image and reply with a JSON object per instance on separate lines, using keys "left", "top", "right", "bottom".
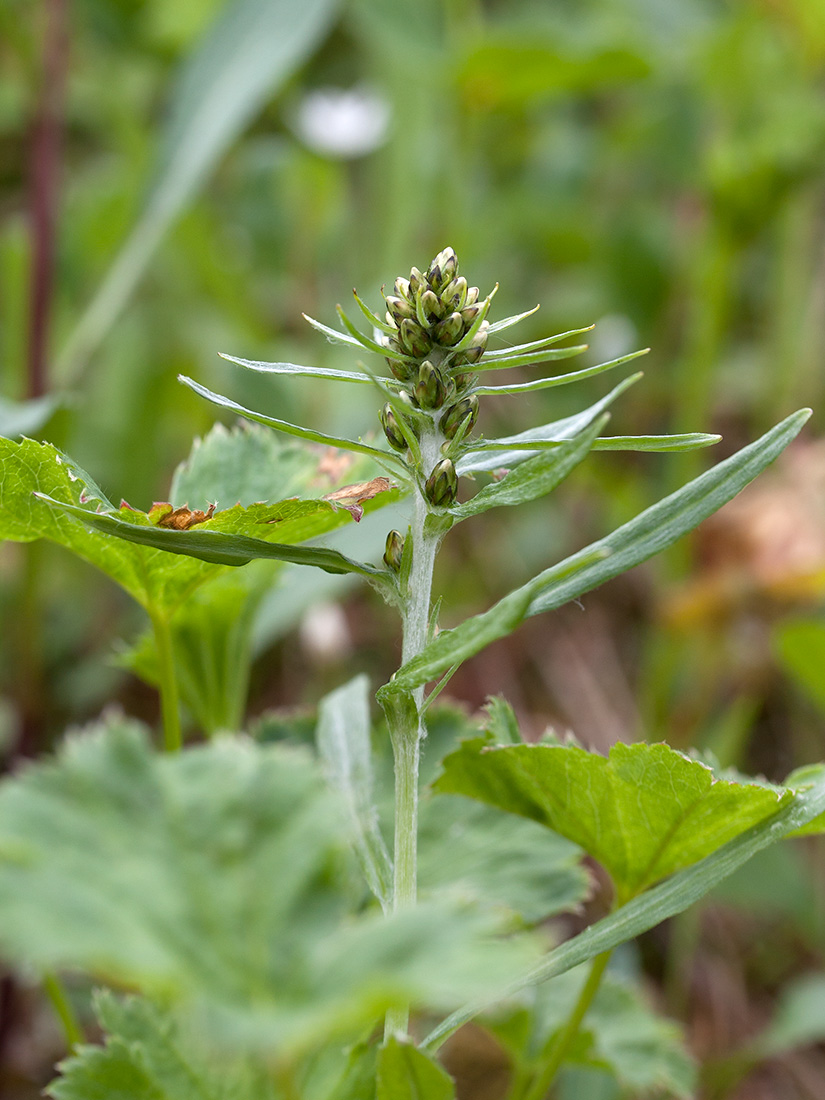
{"left": 0, "top": 718, "right": 535, "bottom": 1057}
{"left": 434, "top": 739, "right": 792, "bottom": 900}
{"left": 490, "top": 966, "right": 695, "bottom": 1099}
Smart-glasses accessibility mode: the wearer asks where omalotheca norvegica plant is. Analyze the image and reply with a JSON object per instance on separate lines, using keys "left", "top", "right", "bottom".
{"left": 1, "top": 248, "right": 825, "bottom": 1098}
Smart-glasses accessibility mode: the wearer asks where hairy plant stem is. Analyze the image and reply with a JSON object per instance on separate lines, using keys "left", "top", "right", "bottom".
{"left": 149, "top": 610, "right": 182, "bottom": 753}
{"left": 383, "top": 427, "right": 443, "bottom": 1039}
{"left": 520, "top": 951, "right": 611, "bottom": 1100}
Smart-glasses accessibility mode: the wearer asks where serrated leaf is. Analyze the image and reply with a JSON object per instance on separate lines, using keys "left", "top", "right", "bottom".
{"left": 179, "top": 376, "right": 407, "bottom": 472}
{"left": 317, "top": 676, "right": 393, "bottom": 911}
{"left": 451, "top": 415, "right": 607, "bottom": 521}
{"left": 389, "top": 410, "right": 810, "bottom": 693}
{"left": 377, "top": 1038, "right": 455, "bottom": 1100}
{"left": 421, "top": 767, "right": 825, "bottom": 1053}
{"left": 0, "top": 718, "right": 535, "bottom": 1055}
{"left": 434, "top": 740, "right": 791, "bottom": 898}
{"left": 0, "top": 394, "right": 60, "bottom": 438}
{"left": 457, "top": 374, "right": 641, "bottom": 475}
{"left": 59, "top": 0, "right": 341, "bottom": 378}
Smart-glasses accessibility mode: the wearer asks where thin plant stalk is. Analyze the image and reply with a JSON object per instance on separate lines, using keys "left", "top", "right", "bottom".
{"left": 43, "top": 971, "right": 83, "bottom": 1050}
{"left": 148, "top": 610, "right": 183, "bottom": 753}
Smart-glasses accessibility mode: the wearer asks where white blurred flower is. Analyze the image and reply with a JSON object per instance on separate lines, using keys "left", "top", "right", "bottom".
{"left": 292, "top": 86, "right": 391, "bottom": 159}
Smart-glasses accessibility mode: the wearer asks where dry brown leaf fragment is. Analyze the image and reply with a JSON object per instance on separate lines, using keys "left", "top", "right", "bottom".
{"left": 150, "top": 502, "right": 216, "bottom": 530}
{"left": 323, "top": 477, "right": 392, "bottom": 522}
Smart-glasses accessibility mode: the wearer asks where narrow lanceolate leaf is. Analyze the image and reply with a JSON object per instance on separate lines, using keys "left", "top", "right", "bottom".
{"left": 392, "top": 410, "right": 810, "bottom": 692}
{"left": 220, "top": 352, "right": 378, "bottom": 385}
{"left": 49, "top": 498, "right": 391, "bottom": 579}
{"left": 59, "top": 0, "right": 341, "bottom": 379}
{"left": 179, "top": 375, "right": 407, "bottom": 472}
{"left": 303, "top": 312, "right": 408, "bottom": 363}
{"left": 485, "top": 305, "right": 542, "bottom": 334}
{"left": 0, "top": 719, "right": 536, "bottom": 1057}
{"left": 377, "top": 1038, "right": 455, "bottom": 1100}
{"left": 317, "top": 676, "right": 393, "bottom": 911}
{"left": 352, "top": 289, "right": 396, "bottom": 335}
{"left": 457, "top": 373, "right": 641, "bottom": 475}
{"left": 336, "top": 304, "right": 401, "bottom": 358}
{"left": 475, "top": 344, "right": 588, "bottom": 372}
{"left": 591, "top": 433, "right": 721, "bottom": 452}
{"left": 450, "top": 415, "right": 607, "bottom": 521}
{"left": 435, "top": 740, "right": 792, "bottom": 897}
{"left": 421, "top": 765, "right": 825, "bottom": 1053}
{"left": 473, "top": 349, "right": 648, "bottom": 395}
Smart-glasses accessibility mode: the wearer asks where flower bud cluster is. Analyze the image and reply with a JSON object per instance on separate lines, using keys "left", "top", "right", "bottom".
{"left": 378, "top": 248, "right": 487, "bottom": 510}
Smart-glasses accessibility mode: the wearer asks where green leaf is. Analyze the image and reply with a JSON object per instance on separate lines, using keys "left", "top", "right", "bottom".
{"left": 751, "top": 973, "right": 825, "bottom": 1056}
{"left": 53, "top": 496, "right": 391, "bottom": 579}
{"left": 0, "top": 718, "right": 536, "bottom": 1056}
{"left": 773, "top": 618, "right": 825, "bottom": 715}
{"left": 220, "top": 353, "right": 378, "bottom": 386}
{"left": 473, "top": 349, "right": 648, "bottom": 396}
{"left": 392, "top": 410, "right": 810, "bottom": 692}
{"left": 434, "top": 740, "right": 792, "bottom": 897}
{"left": 475, "top": 344, "right": 589, "bottom": 372}
{"left": 421, "top": 766, "right": 825, "bottom": 1053}
{"left": 58, "top": 0, "right": 341, "bottom": 379}
{"left": 179, "top": 375, "right": 406, "bottom": 473}
{"left": 317, "top": 675, "right": 393, "bottom": 911}
{"left": 377, "top": 1038, "right": 455, "bottom": 1100}
{"left": 0, "top": 394, "right": 60, "bottom": 438}
{"left": 493, "top": 968, "right": 695, "bottom": 1099}
{"left": 591, "top": 433, "right": 720, "bottom": 452}
{"left": 457, "top": 374, "right": 641, "bottom": 475}
{"left": 450, "top": 415, "right": 607, "bottom": 521}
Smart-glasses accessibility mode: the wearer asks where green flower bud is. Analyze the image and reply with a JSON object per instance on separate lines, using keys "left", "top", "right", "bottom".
{"left": 387, "top": 356, "right": 416, "bottom": 382}
{"left": 409, "top": 266, "right": 426, "bottom": 297}
{"left": 394, "top": 276, "right": 412, "bottom": 302}
{"left": 459, "top": 320, "right": 489, "bottom": 364}
{"left": 399, "top": 318, "right": 433, "bottom": 357}
{"left": 415, "top": 361, "right": 447, "bottom": 410}
{"left": 442, "top": 394, "right": 479, "bottom": 439}
{"left": 424, "top": 458, "right": 458, "bottom": 507}
{"left": 383, "top": 529, "right": 405, "bottom": 572}
{"left": 465, "top": 286, "right": 479, "bottom": 306}
{"left": 428, "top": 247, "right": 457, "bottom": 291}
{"left": 433, "top": 311, "right": 465, "bottom": 346}
{"left": 418, "top": 288, "right": 444, "bottom": 324}
{"left": 386, "top": 294, "right": 415, "bottom": 326}
{"left": 442, "top": 276, "right": 468, "bottom": 310}
{"left": 460, "top": 303, "right": 482, "bottom": 328}
{"left": 380, "top": 403, "right": 409, "bottom": 451}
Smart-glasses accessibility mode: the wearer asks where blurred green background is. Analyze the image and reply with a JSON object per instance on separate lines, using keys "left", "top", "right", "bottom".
{"left": 2, "top": 0, "right": 825, "bottom": 1094}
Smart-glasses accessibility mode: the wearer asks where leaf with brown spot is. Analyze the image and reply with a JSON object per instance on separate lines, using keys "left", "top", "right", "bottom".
{"left": 151, "top": 502, "right": 216, "bottom": 530}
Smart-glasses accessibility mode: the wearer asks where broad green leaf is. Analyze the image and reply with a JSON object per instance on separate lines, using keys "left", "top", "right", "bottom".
{"left": 418, "top": 794, "right": 589, "bottom": 923}
{"left": 751, "top": 974, "right": 825, "bottom": 1056}
{"left": 457, "top": 374, "right": 641, "bottom": 475}
{"left": 58, "top": 0, "right": 341, "bottom": 379}
{"left": 0, "top": 394, "right": 60, "bottom": 438}
{"left": 317, "top": 675, "right": 393, "bottom": 911}
{"left": 0, "top": 719, "right": 535, "bottom": 1055}
{"left": 421, "top": 766, "right": 825, "bottom": 1053}
{"left": 391, "top": 410, "right": 810, "bottom": 692}
{"left": 50, "top": 993, "right": 233, "bottom": 1100}
{"left": 492, "top": 969, "right": 695, "bottom": 1099}
{"left": 220, "top": 352, "right": 378, "bottom": 386}
{"left": 473, "top": 349, "right": 648, "bottom": 395}
{"left": 54, "top": 496, "right": 391, "bottom": 579}
{"left": 377, "top": 1037, "right": 455, "bottom": 1100}
{"left": 774, "top": 618, "right": 825, "bottom": 715}
{"left": 179, "top": 375, "right": 407, "bottom": 473}
{"left": 591, "top": 433, "right": 720, "bottom": 452}
{"left": 434, "top": 740, "right": 791, "bottom": 897}
{"left": 450, "top": 415, "right": 607, "bottom": 521}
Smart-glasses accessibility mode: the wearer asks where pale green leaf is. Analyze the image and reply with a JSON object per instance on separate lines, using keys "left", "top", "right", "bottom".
{"left": 317, "top": 675, "right": 393, "bottom": 911}
{"left": 391, "top": 410, "right": 810, "bottom": 692}
{"left": 377, "top": 1037, "right": 455, "bottom": 1100}
{"left": 434, "top": 740, "right": 791, "bottom": 896}
{"left": 475, "top": 344, "right": 588, "bottom": 372}
{"left": 220, "top": 353, "right": 377, "bottom": 386}
{"left": 0, "top": 394, "right": 60, "bottom": 438}
{"left": 457, "top": 374, "right": 641, "bottom": 475}
{"left": 591, "top": 433, "right": 720, "bottom": 452}
{"left": 0, "top": 718, "right": 536, "bottom": 1056}
{"left": 58, "top": 0, "right": 341, "bottom": 379}
{"left": 421, "top": 766, "right": 825, "bottom": 1052}
{"left": 450, "top": 415, "right": 607, "bottom": 521}
{"left": 485, "top": 305, "right": 543, "bottom": 334}
{"left": 473, "top": 349, "right": 648, "bottom": 395}
{"left": 179, "top": 375, "right": 406, "bottom": 473}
